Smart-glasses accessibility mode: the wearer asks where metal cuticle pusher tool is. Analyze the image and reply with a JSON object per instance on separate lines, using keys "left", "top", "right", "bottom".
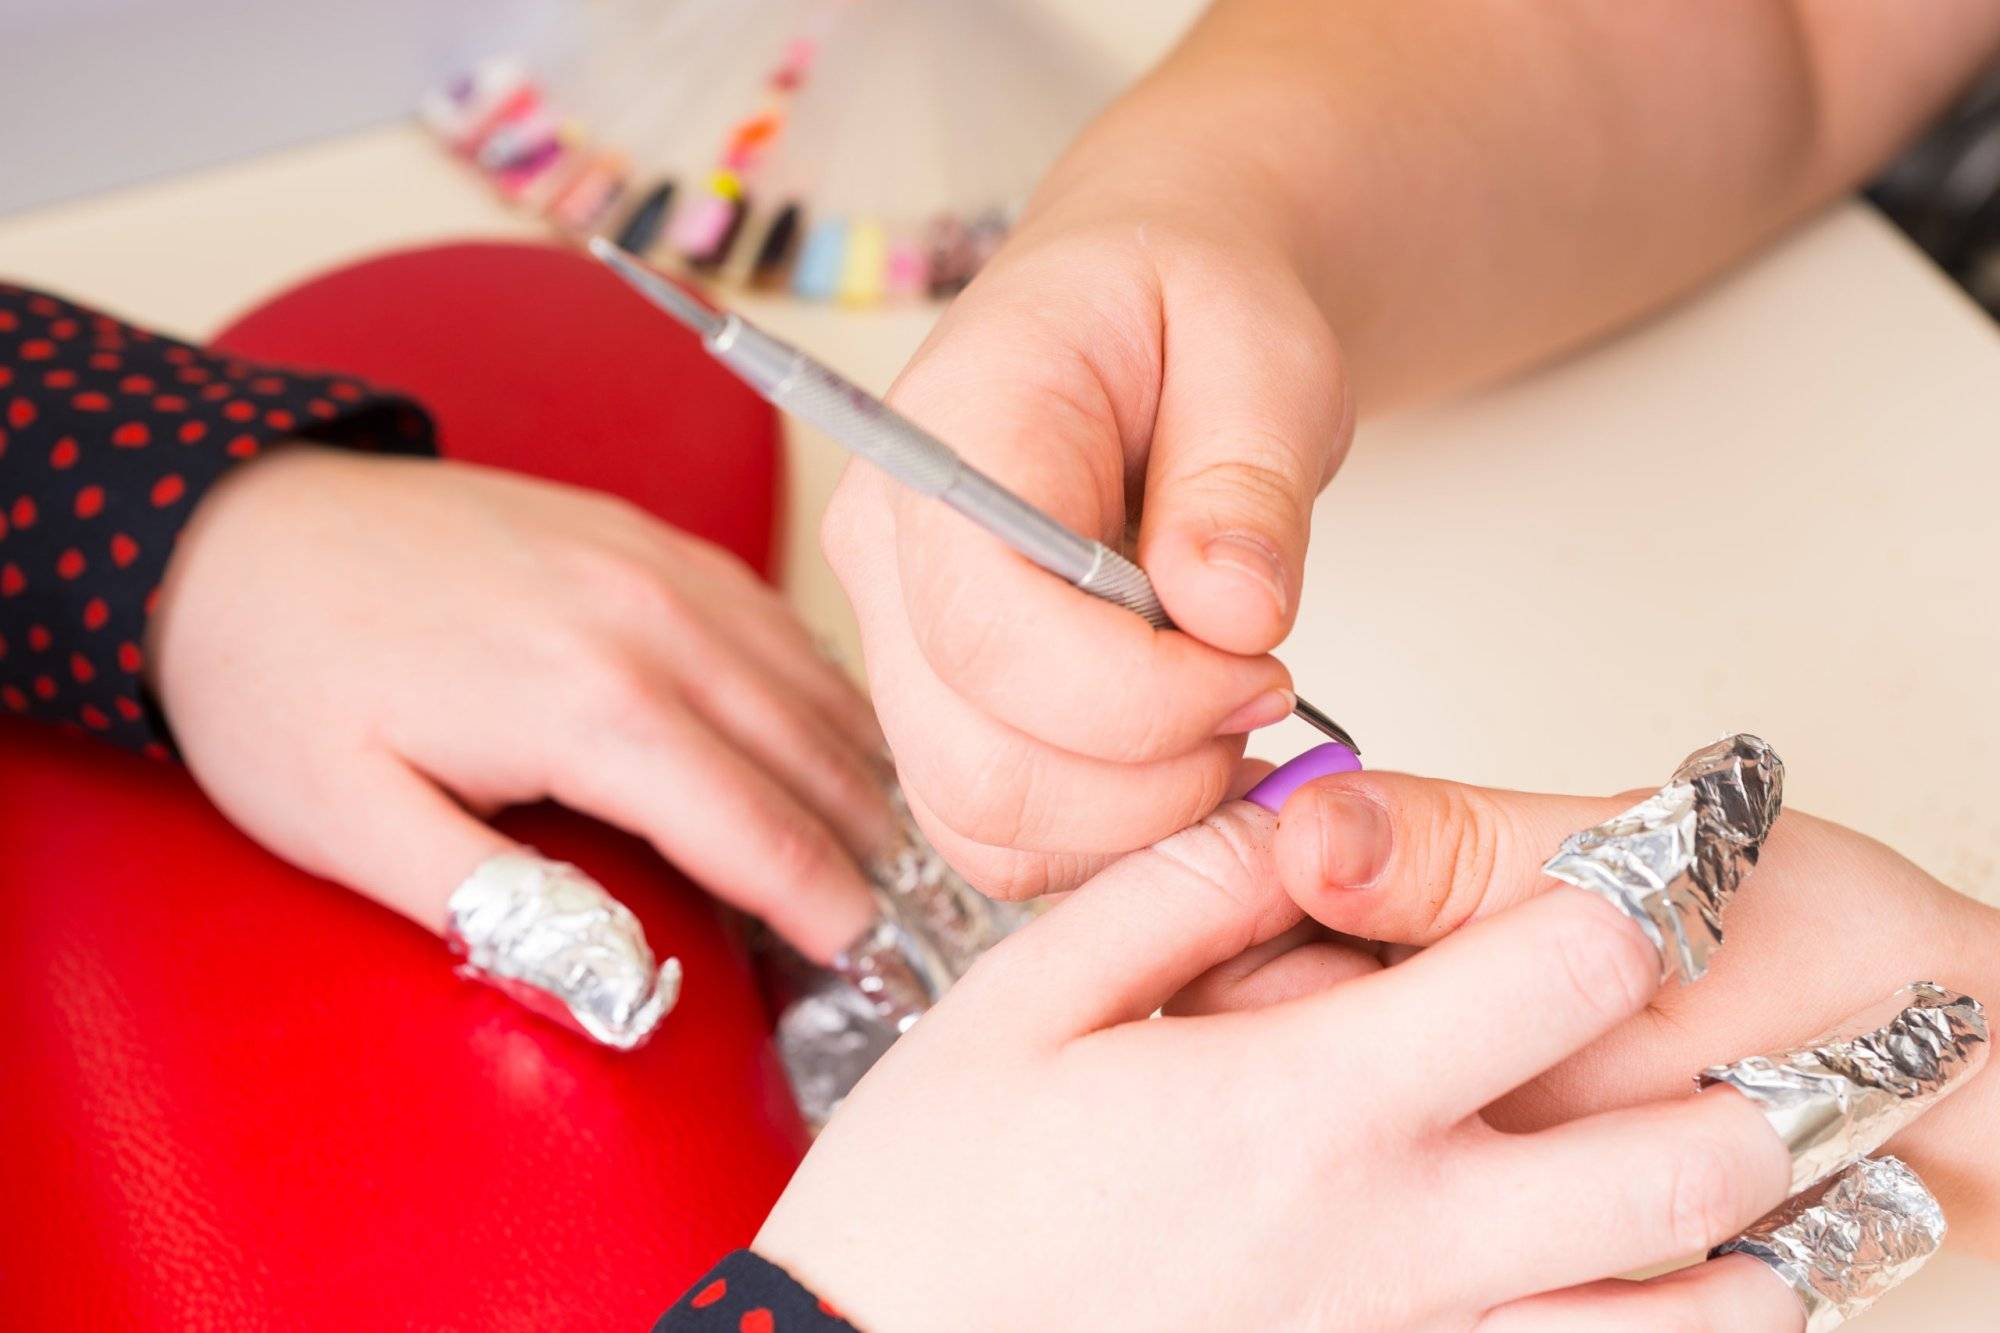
{"left": 588, "top": 237, "right": 1359, "bottom": 755}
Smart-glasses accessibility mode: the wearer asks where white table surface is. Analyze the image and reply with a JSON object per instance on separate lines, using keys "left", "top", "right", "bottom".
{"left": 3, "top": 34, "right": 1996, "bottom": 1331}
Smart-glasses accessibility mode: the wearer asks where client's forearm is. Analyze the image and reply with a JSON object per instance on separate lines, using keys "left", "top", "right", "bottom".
{"left": 1030, "top": 0, "right": 2000, "bottom": 410}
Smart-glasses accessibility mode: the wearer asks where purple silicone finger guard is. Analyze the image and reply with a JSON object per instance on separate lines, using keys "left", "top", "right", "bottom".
{"left": 1244, "top": 742, "right": 1363, "bottom": 814}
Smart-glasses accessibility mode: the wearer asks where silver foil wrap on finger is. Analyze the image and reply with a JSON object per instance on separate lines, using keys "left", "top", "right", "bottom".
{"left": 776, "top": 971, "right": 902, "bottom": 1129}
{"left": 830, "top": 916, "right": 950, "bottom": 1036}
{"left": 780, "top": 785, "right": 1034, "bottom": 1127}
{"left": 1714, "top": 1155, "right": 1946, "bottom": 1332}
{"left": 1700, "top": 983, "right": 1988, "bottom": 1193}
{"left": 445, "top": 849, "right": 681, "bottom": 1050}
{"left": 1541, "top": 734, "right": 1783, "bottom": 983}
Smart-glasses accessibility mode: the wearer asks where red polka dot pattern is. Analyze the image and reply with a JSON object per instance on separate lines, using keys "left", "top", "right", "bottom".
{"left": 0, "top": 282, "right": 435, "bottom": 750}
{"left": 656, "top": 1252, "right": 857, "bottom": 1333}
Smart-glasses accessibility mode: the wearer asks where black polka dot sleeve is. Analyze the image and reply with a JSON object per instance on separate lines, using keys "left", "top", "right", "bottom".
{"left": 0, "top": 282, "right": 435, "bottom": 755}
{"left": 655, "top": 1251, "right": 861, "bottom": 1333}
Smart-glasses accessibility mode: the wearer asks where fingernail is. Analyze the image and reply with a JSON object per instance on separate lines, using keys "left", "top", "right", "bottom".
{"left": 1216, "top": 687, "right": 1296, "bottom": 736}
{"left": 1312, "top": 788, "right": 1390, "bottom": 889}
{"left": 1203, "top": 532, "right": 1289, "bottom": 617}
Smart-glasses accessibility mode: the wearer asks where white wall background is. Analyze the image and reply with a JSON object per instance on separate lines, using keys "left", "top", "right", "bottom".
{"left": 0, "top": 0, "right": 570, "bottom": 213}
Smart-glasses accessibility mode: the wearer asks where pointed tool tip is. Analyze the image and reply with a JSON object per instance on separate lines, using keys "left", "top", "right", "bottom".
{"left": 1291, "top": 696, "right": 1360, "bottom": 756}
{"left": 584, "top": 237, "right": 724, "bottom": 337}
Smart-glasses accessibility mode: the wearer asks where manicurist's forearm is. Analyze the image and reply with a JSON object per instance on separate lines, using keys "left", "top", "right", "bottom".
{"left": 1031, "top": 0, "right": 2000, "bottom": 409}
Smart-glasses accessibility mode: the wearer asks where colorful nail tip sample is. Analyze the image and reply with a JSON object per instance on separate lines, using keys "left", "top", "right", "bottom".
{"left": 925, "top": 214, "right": 978, "bottom": 297}
{"left": 837, "top": 219, "right": 887, "bottom": 306}
{"left": 792, "top": 219, "right": 849, "bottom": 300}
{"left": 671, "top": 192, "right": 745, "bottom": 266}
{"left": 422, "top": 34, "right": 1024, "bottom": 303}
{"left": 884, "top": 235, "right": 929, "bottom": 299}
{"left": 751, "top": 203, "right": 804, "bottom": 285}
{"left": 614, "top": 180, "right": 678, "bottom": 255}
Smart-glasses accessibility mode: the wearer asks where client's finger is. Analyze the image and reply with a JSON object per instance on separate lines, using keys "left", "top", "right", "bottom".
{"left": 1273, "top": 771, "right": 1629, "bottom": 944}
{"left": 1318, "top": 886, "right": 1661, "bottom": 1122}
{"left": 1477, "top": 1256, "right": 1802, "bottom": 1332}
{"left": 972, "top": 801, "right": 1302, "bottom": 1038}
{"left": 1465, "top": 1087, "right": 1790, "bottom": 1296}
{"left": 664, "top": 536, "right": 890, "bottom": 760}
{"left": 650, "top": 630, "right": 896, "bottom": 858}
{"left": 312, "top": 750, "right": 519, "bottom": 930}
{"left": 550, "top": 704, "right": 878, "bottom": 963}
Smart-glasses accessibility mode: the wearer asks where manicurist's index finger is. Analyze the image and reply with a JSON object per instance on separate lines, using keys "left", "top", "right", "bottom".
{"left": 880, "top": 268, "right": 1294, "bottom": 764}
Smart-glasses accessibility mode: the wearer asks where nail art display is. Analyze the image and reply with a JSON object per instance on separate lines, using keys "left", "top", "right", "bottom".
{"left": 419, "top": 1, "right": 1118, "bottom": 305}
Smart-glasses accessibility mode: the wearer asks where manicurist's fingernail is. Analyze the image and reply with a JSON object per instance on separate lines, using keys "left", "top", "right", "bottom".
{"left": 1312, "top": 788, "right": 1390, "bottom": 890}
{"left": 1203, "top": 531, "right": 1289, "bottom": 617}
{"left": 1216, "top": 687, "right": 1296, "bottom": 736}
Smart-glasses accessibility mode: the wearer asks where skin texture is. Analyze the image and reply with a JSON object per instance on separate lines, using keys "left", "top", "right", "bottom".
{"left": 825, "top": 1, "right": 2000, "bottom": 901}
{"left": 148, "top": 444, "right": 890, "bottom": 963}
{"left": 1223, "top": 769, "right": 2000, "bottom": 1257}
{"left": 758, "top": 802, "right": 1822, "bottom": 1331}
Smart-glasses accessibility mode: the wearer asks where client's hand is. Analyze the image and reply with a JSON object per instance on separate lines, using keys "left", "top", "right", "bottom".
{"left": 822, "top": 201, "right": 1349, "bottom": 901}
{"left": 757, "top": 800, "right": 1850, "bottom": 1331}
{"left": 1258, "top": 767, "right": 2000, "bottom": 1254}
{"left": 147, "top": 444, "right": 889, "bottom": 962}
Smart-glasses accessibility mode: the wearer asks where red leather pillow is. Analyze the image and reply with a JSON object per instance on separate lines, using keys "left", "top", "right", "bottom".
{"left": 0, "top": 243, "right": 808, "bottom": 1328}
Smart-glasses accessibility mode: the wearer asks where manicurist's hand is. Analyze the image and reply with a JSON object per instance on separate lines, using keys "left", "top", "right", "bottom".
{"left": 1255, "top": 767, "right": 2000, "bottom": 1254}
{"left": 148, "top": 443, "right": 891, "bottom": 962}
{"left": 823, "top": 175, "right": 1350, "bottom": 900}
{"left": 755, "top": 799, "right": 1861, "bottom": 1331}
{"left": 822, "top": 0, "right": 2000, "bottom": 902}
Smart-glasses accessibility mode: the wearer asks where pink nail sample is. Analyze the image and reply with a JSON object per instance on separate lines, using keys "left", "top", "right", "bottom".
{"left": 670, "top": 193, "right": 738, "bottom": 262}
{"left": 1245, "top": 742, "right": 1362, "bottom": 814}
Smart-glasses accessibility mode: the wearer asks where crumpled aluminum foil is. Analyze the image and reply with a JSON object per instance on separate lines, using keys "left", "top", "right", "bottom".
{"left": 863, "top": 786, "right": 1034, "bottom": 976}
{"left": 1701, "top": 983, "right": 1988, "bottom": 1193}
{"left": 445, "top": 849, "right": 681, "bottom": 1050}
{"left": 1541, "top": 733, "right": 1783, "bottom": 983}
{"left": 831, "top": 916, "right": 950, "bottom": 1036}
{"left": 775, "top": 971, "right": 902, "bottom": 1125}
{"left": 1714, "top": 1155, "right": 1946, "bottom": 1332}
{"left": 778, "top": 786, "right": 1034, "bottom": 1127}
